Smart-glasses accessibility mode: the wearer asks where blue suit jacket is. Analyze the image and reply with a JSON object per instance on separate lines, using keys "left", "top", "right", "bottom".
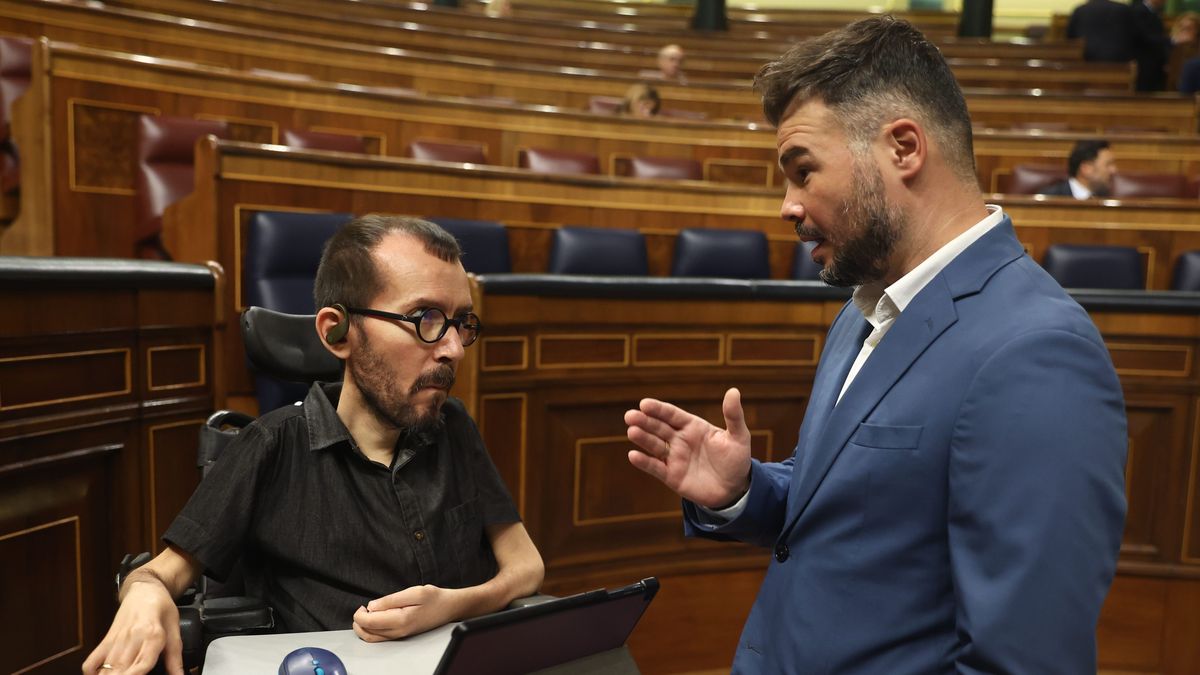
{"left": 684, "top": 219, "right": 1127, "bottom": 674}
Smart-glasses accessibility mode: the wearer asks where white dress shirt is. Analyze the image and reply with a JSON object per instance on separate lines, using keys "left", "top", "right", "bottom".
{"left": 706, "top": 205, "right": 1006, "bottom": 519}
{"left": 1067, "top": 177, "right": 1091, "bottom": 200}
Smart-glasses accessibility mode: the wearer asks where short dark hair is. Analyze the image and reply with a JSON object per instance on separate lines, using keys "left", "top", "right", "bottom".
{"left": 1067, "top": 139, "right": 1110, "bottom": 178}
{"left": 754, "top": 15, "right": 977, "bottom": 184}
{"left": 313, "top": 214, "right": 462, "bottom": 312}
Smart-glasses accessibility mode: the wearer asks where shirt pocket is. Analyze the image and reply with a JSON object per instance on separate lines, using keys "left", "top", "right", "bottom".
{"left": 443, "top": 497, "right": 495, "bottom": 586}
{"left": 848, "top": 422, "right": 923, "bottom": 450}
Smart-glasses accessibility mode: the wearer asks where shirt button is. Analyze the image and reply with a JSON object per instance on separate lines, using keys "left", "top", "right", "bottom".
{"left": 413, "top": 530, "right": 426, "bottom": 541}
{"left": 774, "top": 543, "right": 789, "bottom": 563}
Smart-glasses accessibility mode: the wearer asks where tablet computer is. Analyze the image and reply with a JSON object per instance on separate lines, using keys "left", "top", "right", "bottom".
{"left": 432, "top": 577, "right": 659, "bottom": 675}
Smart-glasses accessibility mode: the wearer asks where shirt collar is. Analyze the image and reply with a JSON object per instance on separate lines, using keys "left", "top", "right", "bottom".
{"left": 1068, "top": 177, "right": 1091, "bottom": 200}
{"left": 305, "top": 382, "right": 355, "bottom": 452}
{"left": 852, "top": 205, "right": 1005, "bottom": 329}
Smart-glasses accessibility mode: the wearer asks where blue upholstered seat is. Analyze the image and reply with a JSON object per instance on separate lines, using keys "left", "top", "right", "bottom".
{"left": 671, "top": 228, "right": 770, "bottom": 279}
{"left": 1172, "top": 250, "right": 1200, "bottom": 291}
{"left": 425, "top": 217, "right": 511, "bottom": 274}
{"left": 792, "top": 241, "right": 824, "bottom": 280}
{"left": 1042, "top": 244, "right": 1143, "bottom": 290}
{"left": 245, "top": 210, "right": 353, "bottom": 413}
{"left": 547, "top": 226, "right": 648, "bottom": 275}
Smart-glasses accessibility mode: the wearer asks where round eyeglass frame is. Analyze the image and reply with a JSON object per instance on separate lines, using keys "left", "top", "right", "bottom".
{"left": 345, "top": 306, "right": 482, "bottom": 346}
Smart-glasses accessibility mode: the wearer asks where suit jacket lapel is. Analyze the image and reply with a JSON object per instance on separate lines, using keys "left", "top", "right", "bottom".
{"left": 781, "top": 217, "right": 1026, "bottom": 534}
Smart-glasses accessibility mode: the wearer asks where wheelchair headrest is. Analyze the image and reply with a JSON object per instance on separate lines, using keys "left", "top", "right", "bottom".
{"left": 241, "top": 307, "right": 343, "bottom": 384}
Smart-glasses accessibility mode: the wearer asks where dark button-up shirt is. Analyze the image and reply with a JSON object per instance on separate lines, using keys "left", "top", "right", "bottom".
{"left": 164, "top": 383, "right": 520, "bottom": 632}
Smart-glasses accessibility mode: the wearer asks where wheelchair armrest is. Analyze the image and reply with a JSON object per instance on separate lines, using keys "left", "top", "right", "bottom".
{"left": 506, "top": 593, "right": 557, "bottom": 609}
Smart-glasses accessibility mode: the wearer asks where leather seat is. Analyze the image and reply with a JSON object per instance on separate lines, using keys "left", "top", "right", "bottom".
{"left": 0, "top": 36, "right": 30, "bottom": 194}
{"left": 136, "top": 115, "right": 230, "bottom": 259}
{"left": 408, "top": 139, "right": 488, "bottom": 164}
{"left": 425, "top": 217, "right": 512, "bottom": 274}
{"left": 792, "top": 241, "right": 824, "bottom": 280}
{"left": 518, "top": 147, "right": 601, "bottom": 175}
{"left": 671, "top": 228, "right": 770, "bottom": 279}
{"left": 588, "top": 96, "right": 623, "bottom": 115}
{"left": 626, "top": 156, "right": 702, "bottom": 181}
{"left": 1171, "top": 251, "right": 1200, "bottom": 290}
{"left": 547, "top": 226, "right": 648, "bottom": 275}
{"left": 244, "top": 210, "right": 353, "bottom": 412}
{"left": 1042, "top": 244, "right": 1143, "bottom": 290}
{"left": 1111, "top": 173, "right": 1190, "bottom": 199}
{"left": 281, "top": 129, "right": 369, "bottom": 154}
{"left": 1007, "top": 164, "right": 1069, "bottom": 195}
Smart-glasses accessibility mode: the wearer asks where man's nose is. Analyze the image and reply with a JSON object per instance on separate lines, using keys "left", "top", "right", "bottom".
{"left": 435, "top": 328, "right": 467, "bottom": 363}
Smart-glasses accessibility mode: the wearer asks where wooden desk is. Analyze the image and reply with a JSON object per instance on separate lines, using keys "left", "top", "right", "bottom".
{"left": 467, "top": 276, "right": 1200, "bottom": 675}
{"left": 0, "top": 256, "right": 221, "bottom": 674}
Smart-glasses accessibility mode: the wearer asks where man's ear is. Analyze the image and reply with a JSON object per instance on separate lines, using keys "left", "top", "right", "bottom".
{"left": 882, "top": 118, "right": 926, "bottom": 180}
{"left": 315, "top": 306, "right": 352, "bottom": 360}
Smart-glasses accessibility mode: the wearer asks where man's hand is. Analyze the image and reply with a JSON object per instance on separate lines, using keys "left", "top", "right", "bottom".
{"left": 81, "top": 581, "right": 183, "bottom": 675}
{"left": 624, "top": 387, "right": 752, "bottom": 509}
{"left": 352, "top": 585, "right": 463, "bottom": 642}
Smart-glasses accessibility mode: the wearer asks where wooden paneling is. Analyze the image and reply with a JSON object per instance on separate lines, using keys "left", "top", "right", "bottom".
{"left": 0, "top": 262, "right": 218, "bottom": 673}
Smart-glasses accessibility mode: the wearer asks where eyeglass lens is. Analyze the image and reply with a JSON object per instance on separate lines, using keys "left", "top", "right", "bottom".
{"left": 416, "top": 308, "right": 480, "bottom": 345}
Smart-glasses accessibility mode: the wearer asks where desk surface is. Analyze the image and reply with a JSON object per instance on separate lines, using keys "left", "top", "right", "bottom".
{"left": 203, "top": 624, "right": 457, "bottom": 674}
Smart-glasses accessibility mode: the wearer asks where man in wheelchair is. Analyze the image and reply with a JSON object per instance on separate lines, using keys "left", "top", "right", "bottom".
{"left": 84, "top": 215, "right": 545, "bottom": 674}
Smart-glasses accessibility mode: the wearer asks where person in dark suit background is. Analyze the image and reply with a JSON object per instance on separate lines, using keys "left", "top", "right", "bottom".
{"left": 1040, "top": 139, "right": 1118, "bottom": 198}
{"left": 1068, "top": 0, "right": 1195, "bottom": 90}
{"left": 1067, "top": 0, "right": 1137, "bottom": 62}
{"left": 624, "top": 16, "right": 1127, "bottom": 675}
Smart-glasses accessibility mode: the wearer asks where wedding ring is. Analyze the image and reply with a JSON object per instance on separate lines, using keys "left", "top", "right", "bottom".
{"left": 100, "top": 665, "right": 114, "bottom": 670}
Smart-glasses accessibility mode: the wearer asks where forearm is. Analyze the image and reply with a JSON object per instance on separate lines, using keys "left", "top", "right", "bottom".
{"left": 448, "top": 550, "right": 545, "bottom": 619}
{"left": 118, "top": 545, "right": 203, "bottom": 603}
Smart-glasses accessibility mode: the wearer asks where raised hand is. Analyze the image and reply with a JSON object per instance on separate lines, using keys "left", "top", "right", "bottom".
{"left": 624, "top": 387, "right": 752, "bottom": 509}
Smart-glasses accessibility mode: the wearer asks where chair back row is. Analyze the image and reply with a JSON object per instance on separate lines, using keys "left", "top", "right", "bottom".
{"left": 1007, "top": 164, "right": 1200, "bottom": 199}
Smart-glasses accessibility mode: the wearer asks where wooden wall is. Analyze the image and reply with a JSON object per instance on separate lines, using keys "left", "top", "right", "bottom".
{"left": 0, "top": 259, "right": 220, "bottom": 675}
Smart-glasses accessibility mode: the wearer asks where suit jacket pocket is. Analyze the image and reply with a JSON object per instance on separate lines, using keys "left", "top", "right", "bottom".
{"left": 849, "top": 423, "right": 923, "bottom": 450}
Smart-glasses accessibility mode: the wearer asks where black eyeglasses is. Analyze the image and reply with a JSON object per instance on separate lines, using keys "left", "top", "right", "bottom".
{"left": 345, "top": 306, "right": 482, "bottom": 346}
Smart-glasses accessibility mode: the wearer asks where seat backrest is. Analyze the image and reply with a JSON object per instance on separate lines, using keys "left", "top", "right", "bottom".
{"left": 548, "top": 226, "right": 648, "bottom": 275}
{"left": 1042, "top": 244, "right": 1143, "bottom": 290}
{"left": 281, "top": 128, "right": 369, "bottom": 154}
{"left": 241, "top": 307, "right": 343, "bottom": 386}
{"left": 408, "top": 139, "right": 488, "bottom": 164}
{"left": 1111, "top": 172, "right": 1190, "bottom": 199}
{"left": 659, "top": 108, "right": 708, "bottom": 121}
{"left": 425, "top": 217, "right": 512, "bottom": 274}
{"left": 671, "top": 228, "right": 770, "bottom": 279}
{"left": 588, "top": 96, "right": 623, "bottom": 115}
{"left": 627, "top": 155, "right": 702, "bottom": 181}
{"left": 135, "top": 115, "right": 229, "bottom": 258}
{"left": 518, "top": 147, "right": 601, "bottom": 175}
{"left": 245, "top": 210, "right": 352, "bottom": 413}
{"left": 0, "top": 36, "right": 31, "bottom": 124}
{"left": 1008, "top": 164, "right": 1069, "bottom": 195}
{"left": 791, "top": 241, "right": 824, "bottom": 280}
{"left": 1172, "top": 250, "right": 1200, "bottom": 290}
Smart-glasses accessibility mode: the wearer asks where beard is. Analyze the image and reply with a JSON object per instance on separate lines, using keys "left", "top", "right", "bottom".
{"left": 816, "top": 158, "right": 905, "bottom": 288}
{"left": 348, "top": 329, "right": 456, "bottom": 435}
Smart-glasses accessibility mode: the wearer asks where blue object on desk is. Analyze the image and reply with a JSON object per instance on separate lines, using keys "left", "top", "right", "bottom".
{"left": 278, "top": 647, "right": 347, "bottom": 675}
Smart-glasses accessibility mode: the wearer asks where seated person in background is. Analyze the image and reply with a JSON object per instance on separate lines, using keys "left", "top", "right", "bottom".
{"left": 618, "top": 83, "right": 661, "bottom": 118}
{"left": 83, "top": 215, "right": 544, "bottom": 675}
{"left": 485, "top": 0, "right": 512, "bottom": 19}
{"left": 1168, "top": 12, "right": 1200, "bottom": 89}
{"left": 639, "top": 44, "right": 687, "bottom": 84}
{"left": 1040, "top": 139, "right": 1116, "bottom": 198}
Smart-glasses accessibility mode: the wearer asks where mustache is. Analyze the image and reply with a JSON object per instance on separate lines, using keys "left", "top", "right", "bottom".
{"left": 410, "top": 364, "right": 456, "bottom": 393}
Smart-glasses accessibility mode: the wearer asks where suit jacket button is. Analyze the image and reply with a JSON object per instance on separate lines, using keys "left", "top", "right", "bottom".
{"left": 774, "top": 543, "right": 789, "bottom": 562}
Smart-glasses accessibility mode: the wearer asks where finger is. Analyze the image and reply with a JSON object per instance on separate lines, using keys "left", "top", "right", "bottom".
{"left": 368, "top": 586, "right": 423, "bottom": 612}
{"left": 82, "top": 640, "right": 113, "bottom": 673}
{"left": 355, "top": 606, "right": 405, "bottom": 632}
{"left": 637, "top": 398, "right": 697, "bottom": 431}
{"left": 352, "top": 621, "right": 385, "bottom": 643}
{"left": 721, "top": 388, "right": 749, "bottom": 440}
{"left": 125, "top": 638, "right": 165, "bottom": 675}
{"left": 627, "top": 449, "right": 669, "bottom": 483}
{"left": 626, "top": 426, "right": 670, "bottom": 459}
{"left": 162, "top": 624, "right": 185, "bottom": 675}
{"left": 626, "top": 409, "right": 681, "bottom": 445}
{"left": 108, "top": 636, "right": 151, "bottom": 674}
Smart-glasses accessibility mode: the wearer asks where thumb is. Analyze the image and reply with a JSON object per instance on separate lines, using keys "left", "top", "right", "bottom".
{"left": 721, "top": 388, "right": 749, "bottom": 441}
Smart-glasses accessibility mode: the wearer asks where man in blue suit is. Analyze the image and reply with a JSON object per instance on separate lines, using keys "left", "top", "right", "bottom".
{"left": 625, "top": 16, "right": 1127, "bottom": 674}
